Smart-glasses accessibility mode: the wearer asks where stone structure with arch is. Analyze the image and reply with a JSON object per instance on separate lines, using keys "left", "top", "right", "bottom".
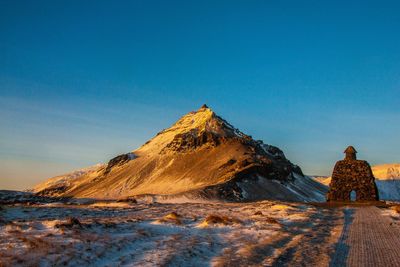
{"left": 327, "top": 146, "right": 379, "bottom": 201}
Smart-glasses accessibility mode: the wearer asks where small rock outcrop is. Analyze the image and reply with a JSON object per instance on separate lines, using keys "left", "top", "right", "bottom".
{"left": 327, "top": 146, "right": 379, "bottom": 201}
{"left": 103, "top": 153, "right": 136, "bottom": 175}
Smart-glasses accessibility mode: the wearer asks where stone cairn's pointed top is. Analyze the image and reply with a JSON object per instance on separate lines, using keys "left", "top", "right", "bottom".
{"left": 344, "top": 146, "right": 357, "bottom": 160}
{"left": 344, "top": 146, "right": 357, "bottom": 154}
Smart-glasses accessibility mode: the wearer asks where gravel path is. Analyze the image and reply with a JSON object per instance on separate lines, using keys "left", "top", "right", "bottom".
{"left": 331, "top": 206, "right": 400, "bottom": 267}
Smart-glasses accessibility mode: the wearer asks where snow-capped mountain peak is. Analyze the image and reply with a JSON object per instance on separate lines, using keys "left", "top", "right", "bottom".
{"left": 136, "top": 105, "right": 247, "bottom": 155}
{"left": 372, "top": 163, "right": 400, "bottom": 180}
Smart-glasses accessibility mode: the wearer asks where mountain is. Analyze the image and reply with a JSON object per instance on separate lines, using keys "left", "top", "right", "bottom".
{"left": 312, "top": 163, "right": 400, "bottom": 200}
{"left": 372, "top": 163, "right": 400, "bottom": 180}
{"left": 33, "top": 105, "right": 327, "bottom": 202}
{"left": 372, "top": 163, "right": 400, "bottom": 200}
{"left": 32, "top": 164, "right": 105, "bottom": 196}
{"left": 311, "top": 176, "right": 331, "bottom": 186}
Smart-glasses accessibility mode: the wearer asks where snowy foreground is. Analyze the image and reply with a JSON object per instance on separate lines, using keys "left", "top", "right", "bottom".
{"left": 0, "top": 201, "right": 399, "bottom": 266}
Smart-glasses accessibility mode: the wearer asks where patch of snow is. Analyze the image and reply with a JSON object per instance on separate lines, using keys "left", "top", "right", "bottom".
{"left": 89, "top": 202, "right": 134, "bottom": 208}
{"left": 127, "top": 152, "right": 137, "bottom": 160}
{"left": 376, "top": 180, "right": 400, "bottom": 201}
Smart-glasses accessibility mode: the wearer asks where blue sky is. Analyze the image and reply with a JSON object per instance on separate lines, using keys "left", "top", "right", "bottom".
{"left": 1, "top": 0, "right": 399, "bottom": 189}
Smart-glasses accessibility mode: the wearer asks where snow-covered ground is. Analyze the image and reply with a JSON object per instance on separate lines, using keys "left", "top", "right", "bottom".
{"left": 0, "top": 200, "right": 344, "bottom": 266}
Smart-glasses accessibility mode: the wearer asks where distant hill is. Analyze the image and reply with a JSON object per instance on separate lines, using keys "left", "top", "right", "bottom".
{"left": 33, "top": 105, "right": 326, "bottom": 202}
{"left": 372, "top": 163, "right": 400, "bottom": 180}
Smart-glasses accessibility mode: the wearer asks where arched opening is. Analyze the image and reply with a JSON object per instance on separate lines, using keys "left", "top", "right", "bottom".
{"left": 350, "top": 190, "right": 356, "bottom": 201}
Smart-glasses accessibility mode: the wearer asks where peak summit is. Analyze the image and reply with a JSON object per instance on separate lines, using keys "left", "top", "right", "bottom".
{"left": 136, "top": 105, "right": 242, "bottom": 154}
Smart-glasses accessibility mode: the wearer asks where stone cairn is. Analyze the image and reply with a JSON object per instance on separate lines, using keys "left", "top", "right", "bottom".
{"left": 327, "top": 146, "right": 379, "bottom": 201}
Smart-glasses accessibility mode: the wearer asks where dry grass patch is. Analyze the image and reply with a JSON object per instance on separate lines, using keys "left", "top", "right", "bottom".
{"left": 90, "top": 202, "right": 132, "bottom": 208}
{"left": 55, "top": 217, "right": 82, "bottom": 229}
{"left": 198, "top": 214, "right": 242, "bottom": 227}
{"left": 270, "top": 204, "right": 295, "bottom": 211}
{"left": 391, "top": 205, "right": 400, "bottom": 213}
{"left": 156, "top": 212, "right": 182, "bottom": 225}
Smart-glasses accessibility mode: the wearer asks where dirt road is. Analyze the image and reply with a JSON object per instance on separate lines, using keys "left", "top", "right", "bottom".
{"left": 331, "top": 206, "right": 400, "bottom": 267}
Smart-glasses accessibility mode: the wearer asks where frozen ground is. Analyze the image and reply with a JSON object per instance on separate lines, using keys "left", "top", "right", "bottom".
{"left": 1, "top": 200, "right": 399, "bottom": 267}
{"left": 1, "top": 200, "right": 345, "bottom": 267}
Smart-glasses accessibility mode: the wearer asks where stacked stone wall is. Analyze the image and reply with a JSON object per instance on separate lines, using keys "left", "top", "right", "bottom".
{"left": 327, "top": 159, "right": 379, "bottom": 201}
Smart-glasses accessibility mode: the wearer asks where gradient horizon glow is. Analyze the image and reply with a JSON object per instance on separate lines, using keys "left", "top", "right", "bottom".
{"left": 1, "top": 0, "right": 399, "bottom": 190}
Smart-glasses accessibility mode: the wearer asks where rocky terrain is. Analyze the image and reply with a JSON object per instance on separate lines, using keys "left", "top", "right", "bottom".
{"left": 33, "top": 105, "right": 326, "bottom": 202}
